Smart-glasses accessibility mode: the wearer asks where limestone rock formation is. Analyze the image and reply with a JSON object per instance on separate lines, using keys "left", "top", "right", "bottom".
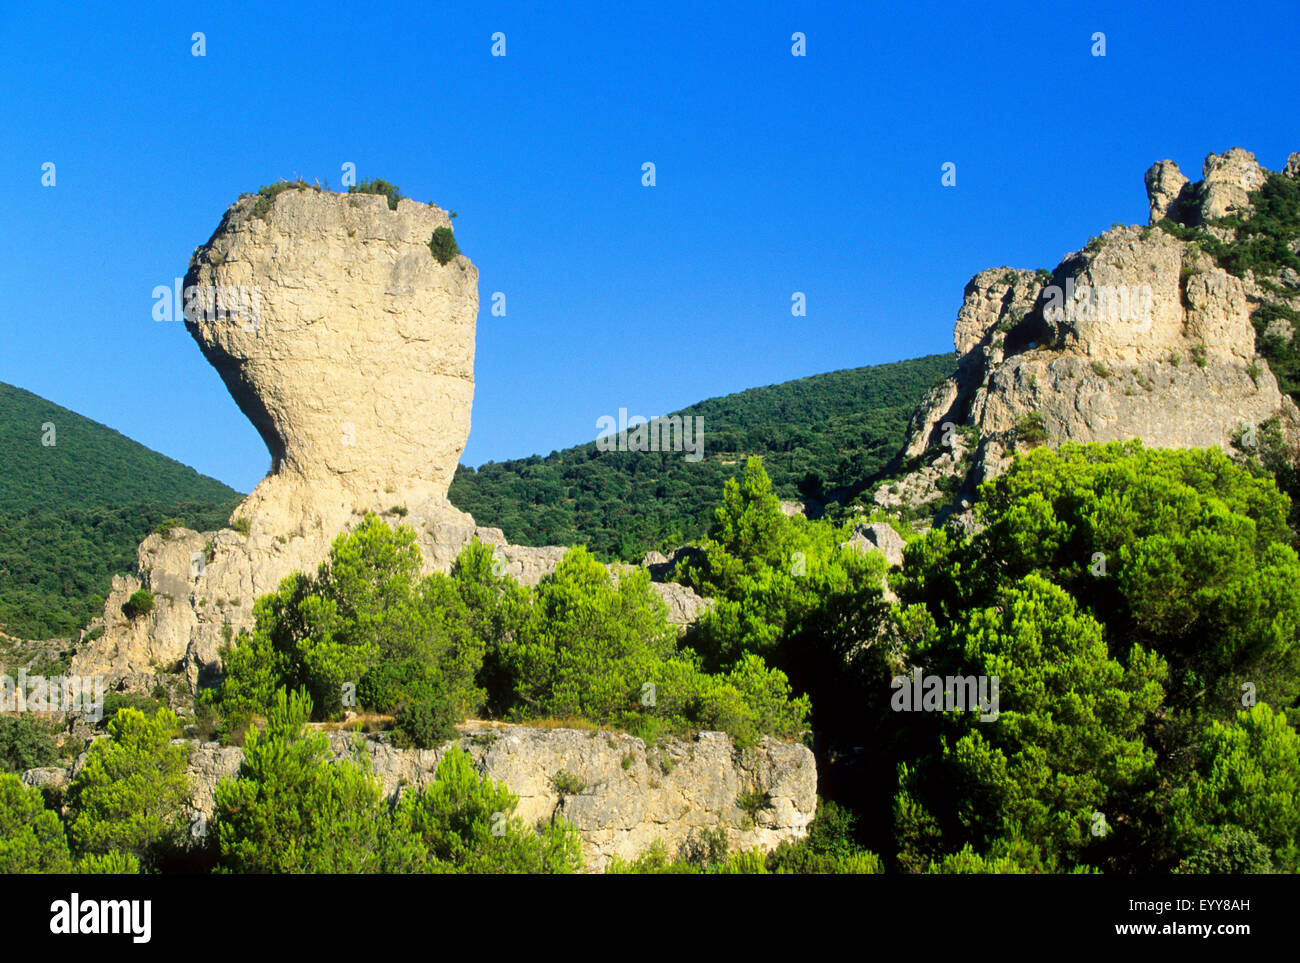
{"left": 1145, "top": 148, "right": 1267, "bottom": 226}
{"left": 71, "top": 187, "right": 606, "bottom": 690}
{"left": 73, "top": 186, "right": 718, "bottom": 692}
{"left": 1144, "top": 159, "right": 1191, "bottom": 224}
{"left": 842, "top": 521, "right": 906, "bottom": 568}
{"left": 41, "top": 722, "right": 816, "bottom": 873}
{"left": 1200, "top": 147, "right": 1267, "bottom": 221}
{"left": 878, "top": 148, "right": 1300, "bottom": 513}
{"left": 186, "top": 189, "right": 478, "bottom": 536}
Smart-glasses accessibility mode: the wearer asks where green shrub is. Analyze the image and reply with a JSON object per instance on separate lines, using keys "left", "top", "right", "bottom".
{"left": 1179, "top": 825, "right": 1273, "bottom": 875}
{"left": 0, "top": 715, "right": 58, "bottom": 773}
{"left": 218, "top": 515, "right": 486, "bottom": 724}
{"left": 551, "top": 770, "right": 586, "bottom": 796}
{"left": 680, "top": 826, "right": 729, "bottom": 867}
{"left": 765, "top": 798, "right": 884, "bottom": 873}
{"left": 0, "top": 774, "right": 72, "bottom": 872}
{"left": 358, "top": 659, "right": 437, "bottom": 715}
{"left": 212, "top": 689, "right": 385, "bottom": 873}
{"left": 75, "top": 851, "right": 142, "bottom": 874}
{"left": 153, "top": 518, "right": 184, "bottom": 538}
{"left": 736, "top": 787, "right": 766, "bottom": 818}
{"left": 1191, "top": 342, "right": 1208, "bottom": 368}
{"left": 64, "top": 707, "right": 191, "bottom": 867}
{"left": 429, "top": 226, "right": 460, "bottom": 265}
{"left": 348, "top": 178, "right": 404, "bottom": 210}
{"left": 394, "top": 694, "right": 458, "bottom": 750}
{"left": 249, "top": 179, "right": 310, "bottom": 220}
{"left": 230, "top": 517, "right": 251, "bottom": 536}
{"left": 1170, "top": 704, "right": 1300, "bottom": 873}
{"left": 379, "top": 745, "right": 582, "bottom": 873}
{"left": 124, "top": 588, "right": 154, "bottom": 619}
{"left": 1014, "top": 412, "right": 1047, "bottom": 446}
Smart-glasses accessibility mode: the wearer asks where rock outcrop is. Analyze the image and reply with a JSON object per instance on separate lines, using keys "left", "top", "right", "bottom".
{"left": 187, "top": 188, "right": 478, "bottom": 536}
{"left": 878, "top": 148, "right": 1300, "bottom": 512}
{"left": 37, "top": 722, "right": 817, "bottom": 873}
{"left": 72, "top": 185, "right": 712, "bottom": 691}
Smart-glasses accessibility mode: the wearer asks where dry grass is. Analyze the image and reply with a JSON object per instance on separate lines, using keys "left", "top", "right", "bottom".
{"left": 313, "top": 711, "right": 393, "bottom": 734}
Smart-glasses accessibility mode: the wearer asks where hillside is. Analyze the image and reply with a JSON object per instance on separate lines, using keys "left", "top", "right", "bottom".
{"left": 448, "top": 354, "right": 954, "bottom": 558}
{"left": 0, "top": 382, "right": 242, "bottom": 639}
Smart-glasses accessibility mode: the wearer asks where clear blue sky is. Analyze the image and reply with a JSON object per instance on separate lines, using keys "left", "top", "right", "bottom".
{"left": 1, "top": 0, "right": 1296, "bottom": 494}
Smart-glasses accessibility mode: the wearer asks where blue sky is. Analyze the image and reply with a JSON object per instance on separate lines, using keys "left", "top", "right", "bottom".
{"left": 1, "top": 0, "right": 1296, "bottom": 494}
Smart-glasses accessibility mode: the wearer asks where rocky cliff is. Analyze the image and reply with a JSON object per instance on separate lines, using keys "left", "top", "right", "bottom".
{"left": 71, "top": 185, "right": 706, "bottom": 692}
{"left": 876, "top": 148, "right": 1300, "bottom": 515}
{"left": 23, "top": 722, "right": 816, "bottom": 873}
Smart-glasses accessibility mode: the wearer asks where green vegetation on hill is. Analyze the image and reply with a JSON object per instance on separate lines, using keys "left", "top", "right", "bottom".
{"left": 0, "top": 382, "right": 242, "bottom": 638}
{"left": 448, "top": 354, "right": 954, "bottom": 560}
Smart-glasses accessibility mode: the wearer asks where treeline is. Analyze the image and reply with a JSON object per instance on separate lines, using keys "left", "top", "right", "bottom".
{"left": 0, "top": 501, "right": 240, "bottom": 640}
{"left": 0, "top": 381, "right": 241, "bottom": 639}
{"left": 448, "top": 354, "right": 954, "bottom": 559}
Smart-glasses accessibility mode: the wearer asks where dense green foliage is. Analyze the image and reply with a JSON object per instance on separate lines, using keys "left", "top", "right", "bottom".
{"left": 0, "top": 381, "right": 240, "bottom": 638}
{"left": 649, "top": 446, "right": 1300, "bottom": 874}
{"left": 7, "top": 437, "right": 1300, "bottom": 874}
{"left": 212, "top": 690, "right": 582, "bottom": 873}
{"left": 1170, "top": 704, "right": 1300, "bottom": 872}
{"left": 215, "top": 514, "right": 809, "bottom": 748}
{"left": 429, "top": 226, "right": 460, "bottom": 264}
{"left": 0, "top": 715, "right": 58, "bottom": 772}
{"left": 348, "top": 178, "right": 404, "bottom": 210}
{"left": 0, "top": 773, "right": 73, "bottom": 873}
{"left": 449, "top": 354, "right": 953, "bottom": 560}
{"left": 881, "top": 442, "right": 1300, "bottom": 872}
{"left": 217, "top": 515, "right": 487, "bottom": 728}
{"left": 898, "top": 441, "right": 1300, "bottom": 714}
{"left": 212, "top": 689, "right": 387, "bottom": 873}
{"left": 672, "top": 457, "right": 887, "bottom": 741}
{"left": 64, "top": 707, "right": 191, "bottom": 867}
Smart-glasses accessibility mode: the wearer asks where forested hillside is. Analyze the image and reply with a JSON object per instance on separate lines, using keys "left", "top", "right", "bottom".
{"left": 0, "top": 383, "right": 242, "bottom": 639}
{"left": 449, "top": 354, "right": 954, "bottom": 558}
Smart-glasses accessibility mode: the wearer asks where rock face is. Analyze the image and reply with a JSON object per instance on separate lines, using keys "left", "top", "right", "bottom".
{"left": 43, "top": 723, "right": 816, "bottom": 873}
{"left": 1144, "top": 159, "right": 1192, "bottom": 224}
{"left": 70, "top": 187, "right": 640, "bottom": 690}
{"left": 842, "top": 521, "right": 906, "bottom": 568}
{"left": 881, "top": 148, "right": 1300, "bottom": 510}
{"left": 1200, "top": 148, "right": 1267, "bottom": 221}
{"left": 186, "top": 188, "right": 477, "bottom": 536}
{"left": 1146, "top": 148, "right": 1267, "bottom": 226}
